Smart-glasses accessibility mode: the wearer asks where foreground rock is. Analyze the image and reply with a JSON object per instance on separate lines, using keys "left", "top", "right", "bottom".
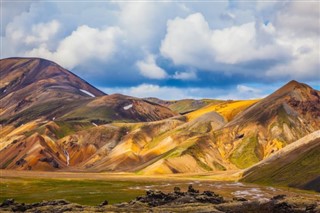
{"left": 0, "top": 199, "right": 86, "bottom": 213}
{"left": 1, "top": 186, "right": 319, "bottom": 212}
{"left": 132, "top": 185, "right": 224, "bottom": 207}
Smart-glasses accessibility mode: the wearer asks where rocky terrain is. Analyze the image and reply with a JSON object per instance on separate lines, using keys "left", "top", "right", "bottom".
{"left": 0, "top": 185, "right": 319, "bottom": 212}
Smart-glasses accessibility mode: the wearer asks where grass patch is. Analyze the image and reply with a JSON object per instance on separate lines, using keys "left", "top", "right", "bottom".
{"left": 7, "top": 101, "right": 65, "bottom": 125}
{"left": 212, "top": 161, "right": 226, "bottom": 171}
{"left": 242, "top": 142, "right": 320, "bottom": 192}
{"left": 182, "top": 143, "right": 212, "bottom": 172}
{"left": 0, "top": 177, "right": 147, "bottom": 206}
{"left": 61, "top": 106, "right": 116, "bottom": 123}
{"left": 230, "top": 136, "right": 260, "bottom": 169}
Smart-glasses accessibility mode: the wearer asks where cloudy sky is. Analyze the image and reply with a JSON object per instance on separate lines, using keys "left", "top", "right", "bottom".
{"left": 1, "top": 1, "right": 320, "bottom": 100}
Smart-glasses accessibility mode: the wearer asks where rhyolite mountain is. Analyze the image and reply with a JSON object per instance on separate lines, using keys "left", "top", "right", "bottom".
{"left": 0, "top": 58, "right": 177, "bottom": 125}
{"left": 0, "top": 58, "right": 105, "bottom": 118}
{"left": 0, "top": 57, "right": 319, "bottom": 192}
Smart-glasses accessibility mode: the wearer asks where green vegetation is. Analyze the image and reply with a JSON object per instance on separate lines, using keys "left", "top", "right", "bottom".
{"left": 164, "top": 148, "right": 183, "bottom": 159}
{"left": 195, "top": 158, "right": 212, "bottom": 171}
{"left": 169, "top": 99, "right": 220, "bottom": 114}
{"left": 54, "top": 122, "right": 77, "bottom": 138}
{"left": 48, "top": 121, "right": 92, "bottom": 139}
{"left": 61, "top": 106, "right": 116, "bottom": 123}
{"left": 0, "top": 177, "right": 148, "bottom": 206}
{"left": 182, "top": 143, "right": 212, "bottom": 171}
{"left": 8, "top": 101, "right": 64, "bottom": 125}
{"left": 242, "top": 141, "right": 320, "bottom": 192}
{"left": 212, "top": 161, "right": 226, "bottom": 171}
{"left": 277, "top": 106, "right": 293, "bottom": 128}
{"left": 230, "top": 136, "right": 260, "bottom": 169}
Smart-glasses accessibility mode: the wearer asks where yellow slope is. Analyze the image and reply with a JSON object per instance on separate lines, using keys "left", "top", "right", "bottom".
{"left": 186, "top": 100, "right": 259, "bottom": 122}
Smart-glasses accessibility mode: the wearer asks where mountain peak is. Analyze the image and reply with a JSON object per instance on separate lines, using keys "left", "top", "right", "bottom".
{"left": 271, "top": 80, "right": 309, "bottom": 97}
{"left": 0, "top": 57, "right": 106, "bottom": 117}
{"left": 285, "top": 80, "right": 304, "bottom": 88}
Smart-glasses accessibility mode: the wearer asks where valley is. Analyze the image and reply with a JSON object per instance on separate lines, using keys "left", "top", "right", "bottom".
{"left": 0, "top": 170, "right": 318, "bottom": 206}
{"left": 0, "top": 57, "right": 319, "bottom": 211}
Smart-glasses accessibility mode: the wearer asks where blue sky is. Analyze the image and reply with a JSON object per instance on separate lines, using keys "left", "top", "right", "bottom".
{"left": 1, "top": 1, "right": 319, "bottom": 100}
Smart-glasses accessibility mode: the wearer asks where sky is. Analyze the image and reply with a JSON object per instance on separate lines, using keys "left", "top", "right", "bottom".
{"left": 1, "top": 0, "right": 320, "bottom": 100}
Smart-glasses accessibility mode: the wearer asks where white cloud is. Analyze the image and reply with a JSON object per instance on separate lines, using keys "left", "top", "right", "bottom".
{"left": 266, "top": 42, "right": 319, "bottom": 79}
{"left": 220, "top": 12, "right": 236, "bottom": 21}
{"left": 101, "top": 84, "right": 188, "bottom": 100}
{"left": 264, "top": 1, "right": 320, "bottom": 80}
{"left": 5, "top": 19, "right": 60, "bottom": 50}
{"left": 116, "top": 2, "right": 187, "bottom": 52}
{"left": 136, "top": 54, "right": 168, "bottom": 79}
{"left": 161, "top": 13, "right": 289, "bottom": 69}
{"left": 160, "top": 13, "right": 214, "bottom": 69}
{"left": 172, "top": 69, "right": 197, "bottom": 80}
{"left": 25, "top": 20, "right": 60, "bottom": 45}
{"left": 1, "top": 2, "right": 33, "bottom": 35}
{"left": 118, "top": 3, "right": 158, "bottom": 47}
{"left": 160, "top": 10, "right": 319, "bottom": 81}
{"left": 100, "top": 84, "right": 270, "bottom": 100}
{"left": 2, "top": 1, "right": 319, "bottom": 86}
{"left": 216, "top": 84, "right": 268, "bottom": 100}
{"left": 273, "top": 1, "right": 320, "bottom": 37}
{"left": 25, "top": 25, "right": 123, "bottom": 69}
{"left": 237, "top": 85, "right": 258, "bottom": 93}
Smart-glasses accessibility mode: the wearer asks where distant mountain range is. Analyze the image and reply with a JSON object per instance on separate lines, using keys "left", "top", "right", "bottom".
{"left": 1, "top": 57, "right": 319, "bottom": 192}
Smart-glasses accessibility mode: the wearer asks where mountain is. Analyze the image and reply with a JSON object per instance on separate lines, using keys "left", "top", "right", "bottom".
{"left": 0, "top": 57, "right": 319, "bottom": 182}
{"left": 0, "top": 58, "right": 177, "bottom": 125}
{"left": 0, "top": 57, "right": 105, "bottom": 124}
{"left": 241, "top": 130, "right": 320, "bottom": 192}
{"left": 60, "top": 94, "right": 179, "bottom": 123}
{"left": 107, "top": 81, "right": 320, "bottom": 174}
{"left": 57, "top": 81, "right": 319, "bottom": 174}
{"left": 144, "top": 98, "right": 222, "bottom": 114}
{"left": 207, "top": 80, "right": 320, "bottom": 169}
{"left": 0, "top": 58, "right": 179, "bottom": 170}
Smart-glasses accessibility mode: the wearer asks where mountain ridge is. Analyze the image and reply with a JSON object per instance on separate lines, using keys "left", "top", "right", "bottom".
{"left": 0, "top": 57, "right": 319, "bottom": 192}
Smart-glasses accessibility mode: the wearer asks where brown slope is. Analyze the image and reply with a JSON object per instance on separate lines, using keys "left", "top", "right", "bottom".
{"left": 0, "top": 58, "right": 178, "bottom": 125}
{"left": 0, "top": 58, "right": 179, "bottom": 171}
{"left": 81, "top": 112, "right": 232, "bottom": 174}
{"left": 61, "top": 94, "right": 179, "bottom": 123}
{"left": 228, "top": 80, "right": 320, "bottom": 127}
{"left": 0, "top": 119, "right": 94, "bottom": 170}
{"left": 0, "top": 57, "right": 105, "bottom": 120}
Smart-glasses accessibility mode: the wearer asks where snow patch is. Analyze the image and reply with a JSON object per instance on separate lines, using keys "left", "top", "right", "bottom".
{"left": 3, "top": 89, "right": 6, "bottom": 93}
{"left": 92, "top": 122, "right": 98, "bottom": 127}
{"left": 52, "top": 117, "right": 56, "bottom": 121}
{"left": 80, "top": 89, "right": 95, "bottom": 97}
{"left": 123, "top": 104, "right": 133, "bottom": 110}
